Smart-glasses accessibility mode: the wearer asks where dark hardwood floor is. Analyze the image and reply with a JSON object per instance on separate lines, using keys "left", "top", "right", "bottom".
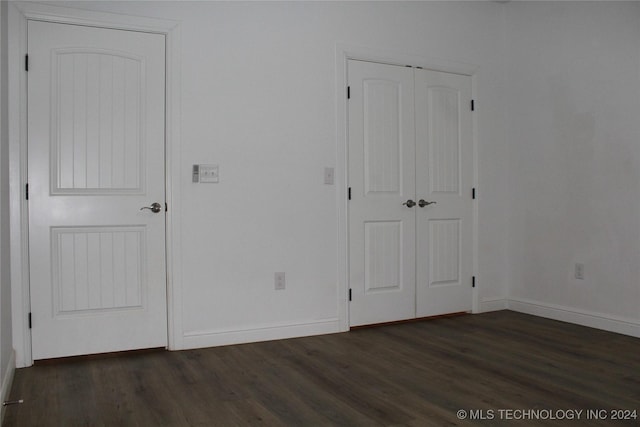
{"left": 4, "top": 311, "right": 640, "bottom": 426}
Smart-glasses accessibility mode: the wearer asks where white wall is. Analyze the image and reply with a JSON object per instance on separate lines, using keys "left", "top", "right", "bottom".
{"left": 7, "top": 1, "right": 639, "bottom": 362}
{"left": 1, "top": 0, "right": 15, "bottom": 414}
{"left": 505, "top": 2, "right": 640, "bottom": 334}
{"left": 37, "top": 1, "right": 509, "bottom": 348}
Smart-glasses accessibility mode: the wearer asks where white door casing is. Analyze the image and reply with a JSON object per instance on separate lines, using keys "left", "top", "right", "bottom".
{"left": 28, "top": 20, "right": 167, "bottom": 359}
{"left": 348, "top": 60, "right": 473, "bottom": 326}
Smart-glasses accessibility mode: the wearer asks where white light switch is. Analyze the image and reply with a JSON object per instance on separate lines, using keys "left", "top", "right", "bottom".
{"left": 274, "top": 272, "right": 286, "bottom": 290}
{"left": 198, "top": 164, "right": 219, "bottom": 183}
{"left": 324, "top": 167, "right": 334, "bottom": 185}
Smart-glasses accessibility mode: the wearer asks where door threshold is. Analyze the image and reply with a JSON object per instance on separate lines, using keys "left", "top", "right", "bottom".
{"left": 33, "top": 347, "right": 167, "bottom": 366}
{"left": 350, "top": 311, "right": 469, "bottom": 330}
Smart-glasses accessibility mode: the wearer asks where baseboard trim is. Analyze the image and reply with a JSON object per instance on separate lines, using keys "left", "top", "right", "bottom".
{"left": 181, "top": 318, "right": 342, "bottom": 350}
{"left": 508, "top": 298, "right": 640, "bottom": 338}
{"left": 1, "top": 350, "right": 16, "bottom": 423}
{"left": 479, "top": 297, "right": 508, "bottom": 313}
{"left": 178, "top": 299, "right": 640, "bottom": 350}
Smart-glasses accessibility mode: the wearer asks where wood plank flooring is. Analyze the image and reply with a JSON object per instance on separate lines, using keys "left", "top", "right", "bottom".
{"left": 4, "top": 311, "right": 640, "bottom": 426}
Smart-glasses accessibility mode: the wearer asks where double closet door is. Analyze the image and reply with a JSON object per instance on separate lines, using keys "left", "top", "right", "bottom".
{"left": 348, "top": 60, "right": 473, "bottom": 327}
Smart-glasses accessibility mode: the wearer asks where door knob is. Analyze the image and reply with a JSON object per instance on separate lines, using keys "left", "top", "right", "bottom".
{"left": 140, "top": 202, "right": 162, "bottom": 213}
{"left": 402, "top": 199, "right": 416, "bottom": 208}
{"left": 418, "top": 199, "right": 436, "bottom": 208}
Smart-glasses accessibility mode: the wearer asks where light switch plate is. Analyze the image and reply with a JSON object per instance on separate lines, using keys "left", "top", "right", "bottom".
{"left": 274, "top": 272, "right": 286, "bottom": 290}
{"left": 198, "top": 164, "right": 219, "bottom": 183}
{"left": 192, "top": 165, "right": 200, "bottom": 183}
{"left": 324, "top": 167, "right": 334, "bottom": 185}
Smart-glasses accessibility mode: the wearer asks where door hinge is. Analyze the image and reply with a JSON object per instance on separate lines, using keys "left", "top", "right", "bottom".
{"left": 25, "top": 54, "right": 29, "bottom": 72}
{"left": 347, "top": 86, "right": 350, "bottom": 100}
{"left": 349, "top": 288, "right": 352, "bottom": 301}
{"left": 348, "top": 187, "right": 351, "bottom": 200}
{"left": 471, "top": 99, "right": 475, "bottom": 111}
{"left": 25, "top": 183, "right": 29, "bottom": 201}
{"left": 472, "top": 276, "right": 476, "bottom": 288}
{"left": 472, "top": 187, "right": 476, "bottom": 199}
{"left": 28, "top": 313, "right": 32, "bottom": 329}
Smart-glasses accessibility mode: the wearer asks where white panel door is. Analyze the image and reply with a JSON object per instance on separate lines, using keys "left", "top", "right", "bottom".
{"left": 348, "top": 60, "right": 417, "bottom": 327}
{"left": 348, "top": 61, "right": 473, "bottom": 326}
{"left": 415, "top": 69, "right": 473, "bottom": 317}
{"left": 28, "top": 21, "right": 167, "bottom": 359}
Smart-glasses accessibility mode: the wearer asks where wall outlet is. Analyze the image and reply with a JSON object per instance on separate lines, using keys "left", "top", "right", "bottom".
{"left": 574, "top": 263, "right": 585, "bottom": 280}
{"left": 274, "top": 272, "right": 286, "bottom": 290}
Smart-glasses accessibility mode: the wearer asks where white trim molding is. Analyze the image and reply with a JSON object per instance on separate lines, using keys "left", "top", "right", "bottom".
{"left": 182, "top": 318, "right": 342, "bottom": 350}
{"left": 508, "top": 298, "right": 640, "bottom": 339}
{"left": 8, "top": 2, "right": 182, "bottom": 366}
{"left": 479, "top": 297, "right": 508, "bottom": 313}
{"left": 0, "top": 350, "right": 16, "bottom": 423}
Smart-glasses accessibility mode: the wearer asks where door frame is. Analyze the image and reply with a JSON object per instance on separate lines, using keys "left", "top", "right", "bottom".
{"left": 8, "top": 2, "right": 183, "bottom": 367}
{"left": 335, "top": 44, "right": 480, "bottom": 328}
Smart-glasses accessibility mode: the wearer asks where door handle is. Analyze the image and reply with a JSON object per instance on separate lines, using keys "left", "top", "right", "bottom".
{"left": 402, "top": 199, "right": 416, "bottom": 208}
{"left": 140, "top": 202, "right": 162, "bottom": 213}
{"left": 418, "top": 199, "right": 436, "bottom": 208}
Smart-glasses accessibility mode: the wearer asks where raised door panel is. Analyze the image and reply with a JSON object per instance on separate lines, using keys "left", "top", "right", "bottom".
{"left": 52, "top": 227, "right": 145, "bottom": 315}
{"left": 428, "top": 87, "right": 460, "bottom": 195}
{"left": 364, "top": 221, "right": 402, "bottom": 292}
{"left": 428, "top": 219, "right": 460, "bottom": 287}
{"left": 363, "top": 80, "right": 402, "bottom": 195}
{"left": 53, "top": 50, "right": 144, "bottom": 194}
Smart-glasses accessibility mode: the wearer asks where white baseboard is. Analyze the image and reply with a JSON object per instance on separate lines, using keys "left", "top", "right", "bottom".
{"left": 181, "top": 318, "right": 342, "bottom": 350}
{"left": 179, "top": 300, "right": 639, "bottom": 351}
{"left": 479, "top": 297, "right": 508, "bottom": 313}
{"left": 508, "top": 298, "right": 640, "bottom": 338}
{"left": 0, "top": 350, "right": 16, "bottom": 423}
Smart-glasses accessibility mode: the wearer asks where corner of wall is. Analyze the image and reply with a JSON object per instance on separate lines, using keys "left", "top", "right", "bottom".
{"left": 0, "top": 349, "right": 16, "bottom": 423}
{"left": 479, "top": 297, "right": 508, "bottom": 313}
{"left": 507, "top": 298, "right": 640, "bottom": 339}
{"left": 1, "top": 0, "right": 17, "bottom": 408}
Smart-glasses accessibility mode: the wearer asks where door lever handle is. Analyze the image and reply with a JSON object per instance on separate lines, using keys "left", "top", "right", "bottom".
{"left": 140, "top": 202, "right": 162, "bottom": 213}
{"left": 402, "top": 199, "right": 416, "bottom": 208}
{"left": 418, "top": 199, "right": 436, "bottom": 208}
